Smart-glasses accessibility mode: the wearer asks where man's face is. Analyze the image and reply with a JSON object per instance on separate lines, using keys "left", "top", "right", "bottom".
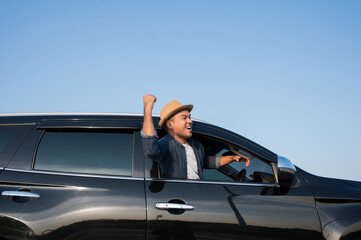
{"left": 167, "top": 110, "right": 193, "bottom": 143}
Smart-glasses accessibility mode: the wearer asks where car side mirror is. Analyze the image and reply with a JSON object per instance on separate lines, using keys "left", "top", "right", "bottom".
{"left": 277, "top": 156, "right": 296, "bottom": 187}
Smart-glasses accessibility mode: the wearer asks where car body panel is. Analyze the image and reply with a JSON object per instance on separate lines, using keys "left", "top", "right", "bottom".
{"left": 0, "top": 169, "right": 146, "bottom": 240}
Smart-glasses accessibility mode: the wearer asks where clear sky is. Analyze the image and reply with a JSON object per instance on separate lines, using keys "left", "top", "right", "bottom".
{"left": 1, "top": 0, "right": 360, "bottom": 181}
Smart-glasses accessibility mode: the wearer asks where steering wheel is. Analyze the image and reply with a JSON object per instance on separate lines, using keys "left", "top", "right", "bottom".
{"left": 236, "top": 169, "right": 247, "bottom": 182}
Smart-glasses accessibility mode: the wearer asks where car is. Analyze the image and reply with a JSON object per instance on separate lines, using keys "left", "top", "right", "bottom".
{"left": 0, "top": 113, "right": 360, "bottom": 240}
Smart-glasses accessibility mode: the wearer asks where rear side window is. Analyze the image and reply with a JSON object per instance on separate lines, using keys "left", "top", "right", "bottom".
{"left": 34, "top": 131, "right": 133, "bottom": 176}
{"left": 0, "top": 125, "right": 33, "bottom": 167}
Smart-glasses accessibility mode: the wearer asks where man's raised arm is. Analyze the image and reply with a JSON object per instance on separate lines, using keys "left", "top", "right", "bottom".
{"left": 142, "top": 94, "right": 157, "bottom": 136}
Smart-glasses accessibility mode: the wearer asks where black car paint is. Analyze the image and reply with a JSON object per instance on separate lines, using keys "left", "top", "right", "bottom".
{"left": 0, "top": 170, "right": 146, "bottom": 240}
{"left": 0, "top": 114, "right": 360, "bottom": 240}
{"left": 298, "top": 170, "right": 361, "bottom": 239}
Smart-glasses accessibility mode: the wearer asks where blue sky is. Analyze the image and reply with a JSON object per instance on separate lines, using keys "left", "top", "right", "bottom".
{"left": 1, "top": 0, "right": 360, "bottom": 181}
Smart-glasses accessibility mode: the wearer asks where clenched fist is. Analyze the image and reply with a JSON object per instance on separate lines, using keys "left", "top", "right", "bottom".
{"left": 143, "top": 94, "right": 157, "bottom": 112}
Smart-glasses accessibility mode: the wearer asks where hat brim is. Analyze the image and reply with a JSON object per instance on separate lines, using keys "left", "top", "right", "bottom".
{"left": 158, "top": 104, "right": 193, "bottom": 128}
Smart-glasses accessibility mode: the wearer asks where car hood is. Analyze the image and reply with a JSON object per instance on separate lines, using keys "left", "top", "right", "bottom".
{"left": 298, "top": 169, "right": 361, "bottom": 200}
{"left": 337, "top": 179, "right": 361, "bottom": 189}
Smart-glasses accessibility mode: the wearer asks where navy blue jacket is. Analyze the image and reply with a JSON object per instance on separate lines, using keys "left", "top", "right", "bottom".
{"left": 141, "top": 131, "right": 221, "bottom": 179}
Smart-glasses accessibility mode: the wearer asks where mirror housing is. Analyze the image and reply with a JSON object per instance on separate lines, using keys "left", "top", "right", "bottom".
{"left": 277, "top": 156, "right": 296, "bottom": 187}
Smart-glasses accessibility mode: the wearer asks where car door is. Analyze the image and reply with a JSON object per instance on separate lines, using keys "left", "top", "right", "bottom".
{"left": 0, "top": 120, "right": 146, "bottom": 240}
{"left": 144, "top": 129, "right": 322, "bottom": 240}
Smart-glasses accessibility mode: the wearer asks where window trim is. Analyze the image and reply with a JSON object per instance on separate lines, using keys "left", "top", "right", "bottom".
{"left": 192, "top": 132, "right": 277, "bottom": 184}
{"left": 0, "top": 123, "right": 36, "bottom": 126}
{"left": 145, "top": 178, "right": 279, "bottom": 187}
{"left": 5, "top": 168, "right": 144, "bottom": 181}
{"left": 191, "top": 123, "right": 277, "bottom": 163}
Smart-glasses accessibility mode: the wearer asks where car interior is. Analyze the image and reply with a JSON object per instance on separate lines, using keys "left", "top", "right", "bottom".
{"left": 149, "top": 130, "right": 275, "bottom": 184}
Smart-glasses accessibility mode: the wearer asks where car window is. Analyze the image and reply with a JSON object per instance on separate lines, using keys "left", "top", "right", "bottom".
{"left": 0, "top": 125, "right": 33, "bottom": 167}
{"left": 0, "top": 130, "right": 11, "bottom": 152}
{"left": 34, "top": 131, "right": 133, "bottom": 176}
{"left": 196, "top": 134, "right": 275, "bottom": 184}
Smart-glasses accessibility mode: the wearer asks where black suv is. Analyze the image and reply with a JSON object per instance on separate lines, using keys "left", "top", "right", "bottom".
{"left": 0, "top": 113, "right": 360, "bottom": 240}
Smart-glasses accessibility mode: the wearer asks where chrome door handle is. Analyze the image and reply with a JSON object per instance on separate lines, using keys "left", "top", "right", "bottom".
{"left": 2, "top": 191, "right": 40, "bottom": 199}
{"left": 155, "top": 202, "right": 194, "bottom": 211}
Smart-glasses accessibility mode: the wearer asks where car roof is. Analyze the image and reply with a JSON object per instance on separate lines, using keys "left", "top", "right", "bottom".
{"left": 0, "top": 112, "right": 277, "bottom": 162}
{"left": 0, "top": 112, "right": 143, "bottom": 122}
{"left": 0, "top": 112, "right": 212, "bottom": 125}
{"left": 0, "top": 112, "right": 144, "bottom": 117}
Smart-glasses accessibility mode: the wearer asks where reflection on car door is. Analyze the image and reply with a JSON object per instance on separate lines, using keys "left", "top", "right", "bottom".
{"left": 0, "top": 171, "right": 146, "bottom": 240}
{"left": 145, "top": 178, "right": 322, "bottom": 240}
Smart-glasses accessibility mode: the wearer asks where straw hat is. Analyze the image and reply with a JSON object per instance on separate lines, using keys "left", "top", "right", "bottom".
{"left": 158, "top": 100, "right": 193, "bottom": 128}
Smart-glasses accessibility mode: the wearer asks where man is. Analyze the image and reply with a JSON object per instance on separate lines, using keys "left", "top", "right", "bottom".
{"left": 141, "top": 94, "right": 250, "bottom": 180}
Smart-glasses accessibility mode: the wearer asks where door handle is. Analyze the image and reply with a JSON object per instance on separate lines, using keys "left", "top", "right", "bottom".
{"left": 155, "top": 202, "right": 194, "bottom": 211}
{"left": 2, "top": 191, "right": 40, "bottom": 200}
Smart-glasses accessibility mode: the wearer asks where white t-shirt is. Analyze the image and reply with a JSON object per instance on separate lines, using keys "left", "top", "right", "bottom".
{"left": 183, "top": 142, "right": 200, "bottom": 180}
